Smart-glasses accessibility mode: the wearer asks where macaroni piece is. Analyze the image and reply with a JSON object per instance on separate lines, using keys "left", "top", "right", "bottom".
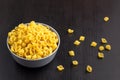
{"left": 8, "top": 21, "right": 58, "bottom": 60}
{"left": 79, "top": 36, "right": 85, "bottom": 41}
{"left": 101, "top": 38, "right": 107, "bottom": 44}
{"left": 69, "top": 50, "right": 75, "bottom": 57}
{"left": 68, "top": 29, "right": 74, "bottom": 34}
{"left": 86, "top": 65, "right": 92, "bottom": 73}
{"left": 91, "top": 41, "right": 97, "bottom": 47}
{"left": 57, "top": 65, "right": 64, "bottom": 71}
{"left": 99, "top": 46, "right": 105, "bottom": 51}
{"left": 72, "top": 60, "right": 78, "bottom": 66}
{"left": 105, "top": 44, "right": 111, "bottom": 51}
{"left": 104, "top": 17, "right": 109, "bottom": 22}
{"left": 74, "top": 40, "right": 80, "bottom": 46}
{"left": 26, "top": 55, "right": 32, "bottom": 60}
{"left": 98, "top": 52, "right": 104, "bottom": 59}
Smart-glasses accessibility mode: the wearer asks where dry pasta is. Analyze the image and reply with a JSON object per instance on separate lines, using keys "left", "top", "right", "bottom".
{"left": 72, "top": 60, "right": 78, "bottom": 66}
{"left": 86, "top": 65, "right": 92, "bottom": 73}
{"left": 57, "top": 65, "right": 64, "bottom": 71}
{"left": 8, "top": 21, "right": 58, "bottom": 60}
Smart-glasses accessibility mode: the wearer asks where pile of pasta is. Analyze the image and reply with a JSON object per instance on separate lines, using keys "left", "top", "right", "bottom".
{"left": 8, "top": 21, "right": 58, "bottom": 60}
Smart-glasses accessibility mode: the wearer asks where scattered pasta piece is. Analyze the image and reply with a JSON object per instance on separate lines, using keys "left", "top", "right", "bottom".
{"left": 98, "top": 52, "right": 104, "bottom": 59}
{"left": 99, "top": 46, "right": 105, "bottom": 51}
{"left": 69, "top": 50, "right": 75, "bottom": 57}
{"left": 72, "top": 60, "right": 79, "bottom": 66}
{"left": 104, "top": 17, "right": 109, "bottom": 22}
{"left": 57, "top": 65, "right": 64, "bottom": 71}
{"left": 74, "top": 40, "right": 80, "bottom": 46}
{"left": 86, "top": 65, "right": 92, "bottom": 73}
{"left": 91, "top": 41, "right": 97, "bottom": 47}
{"left": 101, "top": 38, "right": 107, "bottom": 44}
{"left": 79, "top": 36, "right": 85, "bottom": 41}
{"left": 105, "top": 44, "right": 111, "bottom": 51}
{"left": 68, "top": 29, "right": 74, "bottom": 34}
{"left": 8, "top": 21, "right": 59, "bottom": 60}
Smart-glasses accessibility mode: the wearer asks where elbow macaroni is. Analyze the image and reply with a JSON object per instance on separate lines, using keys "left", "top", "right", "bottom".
{"left": 98, "top": 52, "right": 104, "bottom": 59}
{"left": 57, "top": 65, "right": 64, "bottom": 71}
{"left": 74, "top": 40, "right": 80, "bottom": 46}
{"left": 86, "top": 65, "right": 92, "bottom": 73}
{"left": 8, "top": 21, "right": 58, "bottom": 60}
{"left": 79, "top": 36, "right": 85, "bottom": 41}
{"left": 69, "top": 50, "right": 75, "bottom": 57}
{"left": 91, "top": 41, "right": 97, "bottom": 47}
{"left": 101, "top": 38, "right": 107, "bottom": 44}
{"left": 72, "top": 60, "right": 78, "bottom": 66}
{"left": 99, "top": 46, "right": 105, "bottom": 51}
{"left": 67, "top": 29, "right": 74, "bottom": 34}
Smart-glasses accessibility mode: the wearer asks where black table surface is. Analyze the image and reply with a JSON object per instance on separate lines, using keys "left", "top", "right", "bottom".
{"left": 0, "top": 0, "right": 120, "bottom": 80}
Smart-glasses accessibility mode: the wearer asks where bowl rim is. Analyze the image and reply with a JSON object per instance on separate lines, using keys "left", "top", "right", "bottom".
{"left": 7, "top": 22, "right": 60, "bottom": 61}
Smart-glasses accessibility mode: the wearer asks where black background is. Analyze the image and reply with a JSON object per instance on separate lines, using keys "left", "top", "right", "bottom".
{"left": 0, "top": 0, "right": 120, "bottom": 80}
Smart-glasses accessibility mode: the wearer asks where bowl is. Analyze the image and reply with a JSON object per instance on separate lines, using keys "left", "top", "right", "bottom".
{"left": 7, "top": 23, "right": 60, "bottom": 68}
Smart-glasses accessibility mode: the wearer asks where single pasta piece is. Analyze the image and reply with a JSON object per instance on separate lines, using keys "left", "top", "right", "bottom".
{"left": 104, "top": 16, "right": 109, "bottom": 22}
{"left": 72, "top": 60, "right": 79, "bottom": 66}
{"left": 101, "top": 38, "right": 107, "bottom": 44}
{"left": 86, "top": 65, "right": 92, "bottom": 73}
{"left": 98, "top": 52, "right": 104, "bottom": 59}
{"left": 79, "top": 36, "right": 85, "bottom": 41}
{"left": 90, "top": 41, "right": 97, "bottom": 47}
{"left": 57, "top": 65, "right": 64, "bottom": 71}
{"left": 105, "top": 44, "right": 111, "bottom": 51}
{"left": 68, "top": 29, "right": 74, "bottom": 34}
{"left": 69, "top": 50, "right": 75, "bottom": 57}
{"left": 99, "top": 46, "right": 105, "bottom": 51}
{"left": 74, "top": 40, "right": 80, "bottom": 46}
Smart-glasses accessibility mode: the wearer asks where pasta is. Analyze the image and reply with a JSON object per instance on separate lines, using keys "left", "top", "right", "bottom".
{"left": 67, "top": 29, "right": 74, "bottom": 34}
{"left": 98, "top": 52, "right": 104, "bottom": 59}
{"left": 74, "top": 40, "right": 80, "bottom": 46}
{"left": 90, "top": 41, "right": 97, "bottom": 47}
{"left": 104, "top": 17, "right": 109, "bottom": 22}
{"left": 105, "top": 44, "right": 111, "bottom": 51}
{"left": 8, "top": 21, "right": 58, "bottom": 60}
{"left": 86, "top": 65, "right": 92, "bottom": 73}
{"left": 79, "top": 36, "right": 85, "bottom": 41}
{"left": 101, "top": 38, "right": 107, "bottom": 44}
{"left": 72, "top": 60, "right": 78, "bottom": 66}
{"left": 99, "top": 46, "right": 105, "bottom": 51}
{"left": 68, "top": 50, "right": 75, "bottom": 57}
{"left": 57, "top": 65, "right": 64, "bottom": 71}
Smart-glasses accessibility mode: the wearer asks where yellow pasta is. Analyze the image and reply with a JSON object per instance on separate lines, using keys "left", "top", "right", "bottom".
{"left": 79, "top": 36, "right": 85, "bottom": 41}
{"left": 69, "top": 50, "right": 75, "bottom": 57}
{"left": 72, "top": 60, "right": 79, "bottom": 66}
{"left": 26, "top": 55, "right": 32, "bottom": 60}
{"left": 57, "top": 65, "right": 64, "bottom": 71}
{"left": 98, "top": 52, "right": 104, "bottom": 59}
{"left": 105, "top": 44, "right": 111, "bottom": 51}
{"left": 86, "top": 65, "right": 92, "bottom": 73}
{"left": 101, "top": 38, "right": 107, "bottom": 44}
{"left": 104, "top": 17, "right": 109, "bottom": 22}
{"left": 8, "top": 21, "right": 59, "bottom": 60}
{"left": 91, "top": 41, "right": 97, "bottom": 47}
{"left": 99, "top": 46, "right": 105, "bottom": 51}
{"left": 67, "top": 29, "right": 74, "bottom": 34}
{"left": 74, "top": 40, "right": 80, "bottom": 46}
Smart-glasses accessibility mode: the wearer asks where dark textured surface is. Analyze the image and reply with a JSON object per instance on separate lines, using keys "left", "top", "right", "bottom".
{"left": 0, "top": 0, "right": 120, "bottom": 80}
